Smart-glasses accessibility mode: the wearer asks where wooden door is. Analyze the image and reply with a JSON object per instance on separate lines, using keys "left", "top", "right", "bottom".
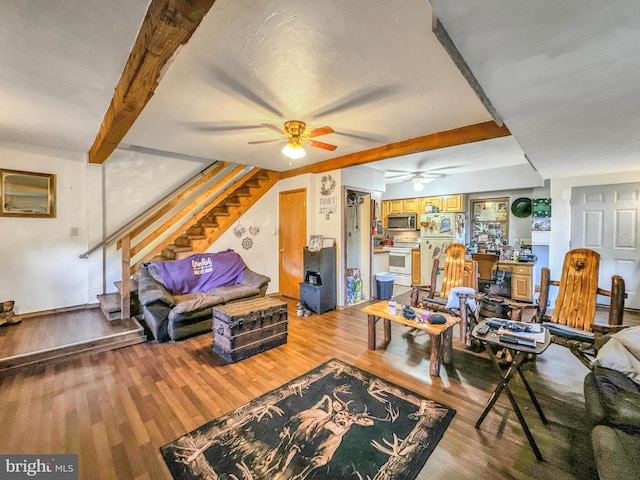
{"left": 279, "top": 189, "right": 307, "bottom": 299}
{"left": 571, "top": 183, "right": 640, "bottom": 309}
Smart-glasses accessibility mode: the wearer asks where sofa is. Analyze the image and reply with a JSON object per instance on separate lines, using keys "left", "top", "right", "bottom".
{"left": 583, "top": 329, "right": 640, "bottom": 480}
{"left": 137, "top": 250, "right": 271, "bottom": 342}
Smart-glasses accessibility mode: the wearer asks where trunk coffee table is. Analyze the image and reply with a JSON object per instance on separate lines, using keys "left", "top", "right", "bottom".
{"left": 361, "top": 301, "right": 459, "bottom": 377}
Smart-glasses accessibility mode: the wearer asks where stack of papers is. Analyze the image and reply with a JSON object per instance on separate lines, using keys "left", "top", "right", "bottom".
{"left": 497, "top": 324, "right": 546, "bottom": 343}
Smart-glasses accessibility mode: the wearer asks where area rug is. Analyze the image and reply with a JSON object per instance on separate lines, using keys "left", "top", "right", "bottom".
{"left": 161, "top": 358, "right": 455, "bottom": 480}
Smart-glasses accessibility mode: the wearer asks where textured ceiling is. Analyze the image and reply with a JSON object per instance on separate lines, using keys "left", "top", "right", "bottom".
{"left": 1, "top": 1, "right": 639, "bottom": 180}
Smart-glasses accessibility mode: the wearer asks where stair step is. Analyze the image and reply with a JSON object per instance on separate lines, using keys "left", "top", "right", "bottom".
{"left": 235, "top": 188, "right": 252, "bottom": 197}
{"left": 167, "top": 245, "right": 193, "bottom": 253}
{"left": 223, "top": 199, "right": 241, "bottom": 207}
{"left": 200, "top": 221, "right": 219, "bottom": 228}
{"left": 174, "top": 236, "right": 193, "bottom": 247}
{"left": 0, "top": 318, "right": 147, "bottom": 375}
{"left": 97, "top": 293, "right": 123, "bottom": 321}
{"left": 114, "top": 278, "right": 139, "bottom": 294}
{"left": 243, "top": 180, "right": 261, "bottom": 188}
{"left": 211, "top": 208, "right": 230, "bottom": 216}
{"left": 186, "top": 233, "right": 207, "bottom": 240}
{"left": 186, "top": 226, "right": 204, "bottom": 235}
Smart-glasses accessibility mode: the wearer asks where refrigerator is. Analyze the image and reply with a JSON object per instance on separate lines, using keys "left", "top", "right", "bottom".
{"left": 420, "top": 213, "right": 466, "bottom": 288}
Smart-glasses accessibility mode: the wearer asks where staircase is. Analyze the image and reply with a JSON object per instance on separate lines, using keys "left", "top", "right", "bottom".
{"left": 96, "top": 165, "right": 279, "bottom": 321}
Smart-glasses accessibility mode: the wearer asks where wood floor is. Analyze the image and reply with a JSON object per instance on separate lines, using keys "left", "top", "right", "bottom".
{"left": 1, "top": 296, "right": 636, "bottom": 480}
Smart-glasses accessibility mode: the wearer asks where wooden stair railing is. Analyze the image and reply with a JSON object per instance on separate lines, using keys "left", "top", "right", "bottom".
{"left": 131, "top": 168, "right": 279, "bottom": 272}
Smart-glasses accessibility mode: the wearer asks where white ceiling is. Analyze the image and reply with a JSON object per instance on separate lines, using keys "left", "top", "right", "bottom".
{"left": 1, "top": 1, "right": 639, "bottom": 180}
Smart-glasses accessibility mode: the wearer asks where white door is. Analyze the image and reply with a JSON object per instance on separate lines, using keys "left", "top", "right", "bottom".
{"left": 571, "top": 183, "right": 640, "bottom": 309}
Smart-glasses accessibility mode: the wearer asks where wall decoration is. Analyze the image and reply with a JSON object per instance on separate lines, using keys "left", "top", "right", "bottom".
{"left": 249, "top": 223, "right": 260, "bottom": 236}
{"left": 233, "top": 223, "right": 245, "bottom": 238}
{"left": 511, "top": 197, "right": 532, "bottom": 218}
{"left": 320, "top": 174, "right": 336, "bottom": 196}
{"left": 0, "top": 168, "right": 56, "bottom": 218}
{"left": 241, "top": 237, "right": 253, "bottom": 250}
{"left": 319, "top": 195, "right": 337, "bottom": 217}
{"left": 532, "top": 198, "right": 552, "bottom": 218}
{"left": 309, "top": 235, "right": 323, "bottom": 252}
{"left": 321, "top": 237, "right": 336, "bottom": 248}
{"left": 532, "top": 218, "right": 551, "bottom": 231}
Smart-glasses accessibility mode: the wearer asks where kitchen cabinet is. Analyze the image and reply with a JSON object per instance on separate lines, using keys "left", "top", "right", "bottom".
{"left": 497, "top": 261, "right": 534, "bottom": 302}
{"left": 418, "top": 196, "right": 442, "bottom": 213}
{"left": 382, "top": 194, "right": 465, "bottom": 226}
{"left": 441, "top": 194, "right": 464, "bottom": 212}
{"left": 411, "top": 248, "right": 421, "bottom": 285}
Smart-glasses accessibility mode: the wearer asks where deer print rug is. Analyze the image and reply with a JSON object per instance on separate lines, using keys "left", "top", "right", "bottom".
{"left": 161, "top": 359, "right": 455, "bottom": 480}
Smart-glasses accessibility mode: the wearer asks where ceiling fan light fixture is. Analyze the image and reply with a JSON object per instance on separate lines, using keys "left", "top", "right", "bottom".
{"left": 412, "top": 182, "right": 424, "bottom": 192}
{"left": 282, "top": 141, "right": 306, "bottom": 160}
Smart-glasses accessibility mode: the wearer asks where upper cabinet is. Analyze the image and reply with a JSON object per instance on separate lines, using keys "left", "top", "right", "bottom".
{"left": 441, "top": 194, "right": 463, "bottom": 212}
{"left": 382, "top": 194, "right": 464, "bottom": 223}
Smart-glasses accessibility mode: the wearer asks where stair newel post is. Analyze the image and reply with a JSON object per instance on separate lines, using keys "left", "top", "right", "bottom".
{"left": 121, "top": 233, "right": 131, "bottom": 319}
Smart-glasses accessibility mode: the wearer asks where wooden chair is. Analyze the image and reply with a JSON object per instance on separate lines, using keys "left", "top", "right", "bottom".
{"left": 410, "top": 243, "right": 479, "bottom": 343}
{"left": 533, "top": 248, "right": 626, "bottom": 369}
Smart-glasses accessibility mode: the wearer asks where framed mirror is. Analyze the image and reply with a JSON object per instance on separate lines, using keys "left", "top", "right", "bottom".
{"left": 0, "top": 168, "right": 56, "bottom": 218}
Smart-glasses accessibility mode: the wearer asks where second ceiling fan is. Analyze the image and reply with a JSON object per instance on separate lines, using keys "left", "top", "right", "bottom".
{"left": 248, "top": 120, "right": 337, "bottom": 161}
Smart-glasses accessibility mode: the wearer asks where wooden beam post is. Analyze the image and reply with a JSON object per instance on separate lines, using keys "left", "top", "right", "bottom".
{"left": 121, "top": 234, "right": 131, "bottom": 320}
{"left": 88, "top": 0, "right": 218, "bottom": 164}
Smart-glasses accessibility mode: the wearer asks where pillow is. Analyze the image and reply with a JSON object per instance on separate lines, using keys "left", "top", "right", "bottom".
{"left": 592, "top": 335, "right": 640, "bottom": 385}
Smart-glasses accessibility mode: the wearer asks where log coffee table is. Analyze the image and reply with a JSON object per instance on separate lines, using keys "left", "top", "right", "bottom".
{"left": 361, "top": 301, "right": 459, "bottom": 377}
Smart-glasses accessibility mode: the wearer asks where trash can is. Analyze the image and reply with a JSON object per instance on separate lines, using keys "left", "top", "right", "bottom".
{"left": 375, "top": 272, "right": 395, "bottom": 300}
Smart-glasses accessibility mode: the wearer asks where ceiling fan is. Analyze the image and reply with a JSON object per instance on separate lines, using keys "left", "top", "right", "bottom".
{"left": 248, "top": 120, "right": 337, "bottom": 162}
{"left": 385, "top": 170, "right": 445, "bottom": 192}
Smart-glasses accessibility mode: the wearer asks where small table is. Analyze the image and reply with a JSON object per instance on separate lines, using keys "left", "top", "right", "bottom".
{"left": 361, "top": 301, "right": 459, "bottom": 377}
{"left": 472, "top": 320, "right": 551, "bottom": 460}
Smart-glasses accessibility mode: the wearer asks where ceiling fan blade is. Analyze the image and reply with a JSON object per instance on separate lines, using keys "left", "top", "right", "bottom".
{"left": 307, "top": 126, "right": 335, "bottom": 138}
{"left": 262, "top": 123, "right": 285, "bottom": 135}
{"left": 309, "top": 140, "right": 337, "bottom": 151}
{"left": 248, "top": 138, "right": 285, "bottom": 145}
{"left": 386, "top": 173, "right": 413, "bottom": 179}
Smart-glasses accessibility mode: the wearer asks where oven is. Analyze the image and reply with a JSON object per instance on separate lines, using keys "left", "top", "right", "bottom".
{"left": 382, "top": 235, "right": 420, "bottom": 286}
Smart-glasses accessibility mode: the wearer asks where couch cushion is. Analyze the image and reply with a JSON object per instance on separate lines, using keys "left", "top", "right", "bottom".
{"left": 138, "top": 267, "right": 175, "bottom": 307}
{"left": 172, "top": 292, "right": 224, "bottom": 315}
{"left": 588, "top": 366, "right": 640, "bottom": 435}
{"left": 592, "top": 425, "right": 640, "bottom": 480}
{"left": 207, "top": 284, "right": 261, "bottom": 303}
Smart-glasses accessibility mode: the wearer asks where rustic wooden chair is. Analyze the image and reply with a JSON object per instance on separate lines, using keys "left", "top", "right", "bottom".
{"left": 533, "top": 248, "right": 626, "bottom": 369}
{"left": 410, "top": 243, "right": 479, "bottom": 343}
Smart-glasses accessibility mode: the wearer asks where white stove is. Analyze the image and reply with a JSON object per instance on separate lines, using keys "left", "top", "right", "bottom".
{"left": 382, "top": 235, "right": 420, "bottom": 286}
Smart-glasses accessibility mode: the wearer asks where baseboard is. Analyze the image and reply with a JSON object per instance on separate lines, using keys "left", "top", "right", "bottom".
{"left": 15, "top": 303, "right": 100, "bottom": 321}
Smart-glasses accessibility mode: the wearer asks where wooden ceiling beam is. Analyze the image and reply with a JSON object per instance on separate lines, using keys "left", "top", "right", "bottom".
{"left": 88, "top": 0, "right": 217, "bottom": 164}
{"left": 279, "top": 121, "right": 511, "bottom": 179}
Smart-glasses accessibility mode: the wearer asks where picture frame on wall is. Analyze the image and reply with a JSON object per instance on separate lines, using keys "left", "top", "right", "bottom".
{"left": 309, "top": 235, "right": 323, "bottom": 252}
{"left": 321, "top": 237, "right": 335, "bottom": 248}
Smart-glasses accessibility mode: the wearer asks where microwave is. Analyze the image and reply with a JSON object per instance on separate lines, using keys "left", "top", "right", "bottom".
{"left": 387, "top": 213, "right": 418, "bottom": 230}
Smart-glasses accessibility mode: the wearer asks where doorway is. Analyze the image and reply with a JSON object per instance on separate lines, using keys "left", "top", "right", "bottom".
{"left": 571, "top": 182, "right": 639, "bottom": 309}
{"left": 344, "top": 189, "right": 371, "bottom": 305}
{"left": 279, "top": 189, "right": 307, "bottom": 299}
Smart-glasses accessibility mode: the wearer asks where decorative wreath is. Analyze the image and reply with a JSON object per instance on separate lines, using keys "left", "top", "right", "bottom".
{"left": 320, "top": 174, "right": 336, "bottom": 196}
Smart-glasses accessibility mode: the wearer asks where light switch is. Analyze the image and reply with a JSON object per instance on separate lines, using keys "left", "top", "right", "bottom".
{"left": 70, "top": 227, "right": 79, "bottom": 237}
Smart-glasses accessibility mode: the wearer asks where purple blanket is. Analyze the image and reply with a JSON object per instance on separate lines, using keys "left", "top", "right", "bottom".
{"left": 146, "top": 250, "right": 246, "bottom": 295}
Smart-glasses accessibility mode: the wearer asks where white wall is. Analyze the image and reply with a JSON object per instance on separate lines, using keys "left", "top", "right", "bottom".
{"left": 0, "top": 141, "right": 94, "bottom": 314}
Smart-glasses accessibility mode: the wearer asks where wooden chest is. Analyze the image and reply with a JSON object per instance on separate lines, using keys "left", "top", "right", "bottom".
{"left": 212, "top": 297, "right": 288, "bottom": 363}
